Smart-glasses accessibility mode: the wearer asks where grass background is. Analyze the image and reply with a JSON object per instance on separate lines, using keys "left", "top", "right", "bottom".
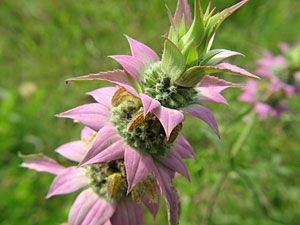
{"left": 1, "top": 0, "right": 300, "bottom": 224}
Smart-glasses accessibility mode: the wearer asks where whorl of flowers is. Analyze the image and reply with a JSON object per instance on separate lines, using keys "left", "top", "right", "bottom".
{"left": 240, "top": 42, "right": 300, "bottom": 120}
{"left": 22, "top": 1, "right": 257, "bottom": 225}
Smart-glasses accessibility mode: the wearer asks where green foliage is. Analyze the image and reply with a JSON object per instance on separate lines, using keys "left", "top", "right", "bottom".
{"left": 1, "top": 0, "right": 300, "bottom": 225}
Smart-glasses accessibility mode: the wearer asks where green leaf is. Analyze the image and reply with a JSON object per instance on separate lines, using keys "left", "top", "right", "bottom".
{"left": 201, "top": 49, "right": 243, "bottom": 66}
{"left": 161, "top": 38, "right": 186, "bottom": 81}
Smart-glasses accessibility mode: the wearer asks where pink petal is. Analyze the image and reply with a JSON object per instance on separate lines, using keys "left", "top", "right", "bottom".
{"left": 254, "top": 103, "right": 274, "bottom": 120}
{"left": 82, "top": 140, "right": 125, "bottom": 166}
{"left": 152, "top": 165, "right": 179, "bottom": 225}
{"left": 239, "top": 80, "right": 257, "bottom": 103}
{"left": 139, "top": 93, "right": 161, "bottom": 116}
{"left": 173, "top": 0, "right": 192, "bottom": 28}
{"left": 55, "top": 141, "right": 88, "bottom": 163}
{"left": 110, "top": 200, "right": 144, "bottom": 225}
{"left": 182, "top": 105, "right": 220, "bottom": 138}
{"left": 110, "top": 55, "right": 144, "bottom": 80}
{"left": 87, "top": 86, "right": 118, "bottom": 108}
{"left": 69, "top": 189, "right": 116, "bottom": 225}
{"left": 143, "top": 192, "right": 160, "bottom": 218}
{"left": 66, "top": 70, "right": 138, "bottom": 97}
{"left": 47, "top": 167, "right": 88, "bottom": 198}
{"left": 278, "top": 42, "right": 290, "bottom": 53}
{"left": 79, "top": 126, "right": 121, "bottom": 166}
{"left": 197, "top": 75, "right": 241, "bottom": 104}
{"left": 56, "top": 103, "right": 110, "bottom": 131}
{"left": 152, "top": 106, "right": 185, "bottom": 140}
{"left": 173, "top": 134, "right": 195, "bottom": 159}
{"left": 22, "top": 157, "right": 64, "bottom": 175}
{"left": 159, "top": 150, "right": 190, "bottom": 181}
{"left": 124, "top": 146, "right": 155, "bottom": 192}
{"left": 215, "top": 63, "right": 259, "bottom": 79}
{"left": 126, "top": 35, "right": 160, "bottom": 65}
{"left": 81, "top": 126, "right": 95, "bottom": 141}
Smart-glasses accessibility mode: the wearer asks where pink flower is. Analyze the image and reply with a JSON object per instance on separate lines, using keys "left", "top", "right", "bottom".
{"left": 22, "top": 127, "right": 166, "bottom": 225}
{"left": 57, "top": 88, "right": 195, "bottom": 225}
{"left": 66, "top": 0, "right": 258, "bottom": 140}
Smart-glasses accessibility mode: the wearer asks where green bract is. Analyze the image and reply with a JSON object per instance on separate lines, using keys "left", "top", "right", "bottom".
{"left": 161, "top": 0, "right": 251, "bottom": 87}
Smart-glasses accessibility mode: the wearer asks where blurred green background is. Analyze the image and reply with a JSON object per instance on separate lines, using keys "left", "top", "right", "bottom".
{"left": 1, "top": 0, "right": 300, "bottom": 224}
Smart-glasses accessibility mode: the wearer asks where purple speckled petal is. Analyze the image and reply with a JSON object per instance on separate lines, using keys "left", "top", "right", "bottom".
{"left": 152, "top": 165, "right": 179, "bottom": 225}
{"left": 159, "top": 150, "right": 190, "bottom": 180}
{"left": 56, "top": 103, "right": 110, "bottom": 131}
{"left": 173, "top": 134, "right": 195, "bottom": 159}
{"left": 55, "top": 141, "right": 88, "bottom": 163}
{"left": 126, "top": 35, "right": 160, "bottom": 65}
{"left": 111, "top": 200, "right": 144, "bottom": 225}
{"left": 197, "top": 75, "right": 241, "bottom": 104}
{"left": 140, "top": 93, "right": 161, "bottom": 116}
{"left": 66, "top": 70, "right": 138, "bottom": 97}
{"left": 68, "top": 189, "right": 116, "bottom": 225}
{"left": 124, "top": 146, "right": 155, "bottom": 192}
{"left": 110, "top": 55, "right": 144, "bottom": 80}
{"left": 182, "top": 105, "right": 220, "bottom": 138}
{"left": 173, "top": 0, "right": 192, "bottom": 28}
{"left": 22, "top": 157, "right": 65, "bottom": 175}
{"left": 87, "top": 87, "right": 118, "bottom": 108}
{"left": 152, "top": 106, "right": 185, "bottom": 140}
{"left": 47, "top": 167, "right": 88, "bottom": 198}
{"left": 79, "top": 125, "right": 121, "bottom": 166}
{"left": 83, "top": 140, "right": 125, "bottom": 166}
{"left": 81, "top": 127, "right": 96, "bottom": 141}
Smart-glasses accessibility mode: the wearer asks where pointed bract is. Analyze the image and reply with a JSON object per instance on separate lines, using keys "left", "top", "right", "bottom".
{"left": 47, "top": 167, "right": 88, "bottom": 198}
{"left": 68, "top": 189, "right": 116, "bottom": 225}
{"left": 182, "top": 104, "right": 220, "bottom": 137}
{"left": 22, "top": 157, "right": 65, "bottom": 175}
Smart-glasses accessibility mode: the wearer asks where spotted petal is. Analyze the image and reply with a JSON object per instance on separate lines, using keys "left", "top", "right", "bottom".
{"left": 124, "top": 146, "right": 155, "bottom": 192}
{"left": 182, "top": 104, "right": 220, "bottom": 137}
{"left": 47, "top": 167, "right": 88, "bottom": 198}
{"left": 56, "top": 103, "right": 109, "bottom": 131}
{"left": 69, "top": 189, "right": 116, "bottom": 225}
{"left": 153, "top": 106, "right": 185, "bottom": 140}
{"left": 126, "top": 35, "right": 160, "bottom": 65}
{"left": 22, "top": 157, "right": 64, "bottom": 175}
{"left": 110, "top": 200, "right": 144, "bottom": 225}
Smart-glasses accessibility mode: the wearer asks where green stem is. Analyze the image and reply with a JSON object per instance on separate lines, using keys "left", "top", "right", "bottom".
{"left": 230, "top": 111, "right": 256, "bottom": 160}
{"left": 203, "top": 112, "right": 256, "bottom": 225}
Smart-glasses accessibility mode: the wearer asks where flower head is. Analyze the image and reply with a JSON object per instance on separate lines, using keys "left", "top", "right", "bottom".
{"left": 57, "top": 87, "right": 195, "bottom": 225}
{"left": 22, "top": 127, "right": 163, "bottom": 225}
{"left": 240, "top": 42, "right": 300, "bottom": 119}
{"left": 66, "top": 0, "right": 257, "bottom": 139}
